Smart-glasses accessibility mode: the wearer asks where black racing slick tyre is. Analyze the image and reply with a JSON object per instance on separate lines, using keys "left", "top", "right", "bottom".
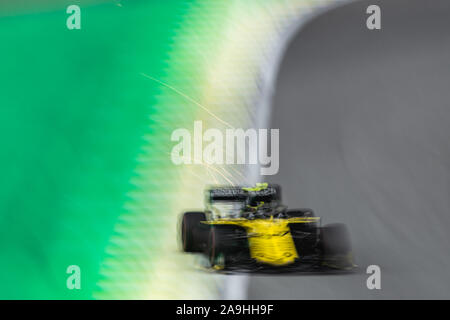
{"left": 208, "top": 226, "right": 229, "bottom": 268}
{"left": 320, "top": 223, "right": 354, "bottom": 269}
{"left": 181, "top": 212, "right": 207, "bottom": 253}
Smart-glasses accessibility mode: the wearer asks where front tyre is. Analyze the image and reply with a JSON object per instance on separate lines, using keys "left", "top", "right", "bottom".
{"left": 208, "top": 226, "right": 234, "bottom": 269}
{"left": 181, "top": 212, "right": 207, "bottom": 253}
{"left": 320, "top": 223, "right": 354, "bottom": 269}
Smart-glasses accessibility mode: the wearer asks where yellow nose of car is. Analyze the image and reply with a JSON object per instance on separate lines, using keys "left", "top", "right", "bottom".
{"left": 204, "top": 216, "right": 320, "bottom": 266}
{"left": 245, "top": 219, "right": 299, "bottom": 266}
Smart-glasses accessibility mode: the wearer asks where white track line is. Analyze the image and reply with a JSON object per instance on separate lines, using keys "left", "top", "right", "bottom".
{"left": 222, "top": 0, "right": 355, "bottom": 300}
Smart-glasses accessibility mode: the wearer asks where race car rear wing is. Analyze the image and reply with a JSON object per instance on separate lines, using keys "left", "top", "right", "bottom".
{"left": 206, "top": 187, "right": 248, "bottom": 202}
{"left": 205, "top": 183, "right": 281, "bottom": 204}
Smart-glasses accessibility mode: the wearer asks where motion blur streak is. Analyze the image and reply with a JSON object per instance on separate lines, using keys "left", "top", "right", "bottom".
{"left": 250, "top": 0, "right": 450, "bottom": 298}
{"left": 96, "top": 0, "right": 337, "bottom": 299}
{"left": 1, "top": 0, "right": 340, "bottom": 300}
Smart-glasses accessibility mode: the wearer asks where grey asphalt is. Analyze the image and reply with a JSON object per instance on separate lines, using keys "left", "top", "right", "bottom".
{"left": 249, "top": 0, "right": 450, "bottom": 299}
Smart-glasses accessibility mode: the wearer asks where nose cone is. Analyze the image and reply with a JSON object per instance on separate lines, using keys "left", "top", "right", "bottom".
{"left": 253, "top": 249, "right": 297, "bottom": 266}
{"left": 247, "top": 219, "right": 299, "bottom": 266}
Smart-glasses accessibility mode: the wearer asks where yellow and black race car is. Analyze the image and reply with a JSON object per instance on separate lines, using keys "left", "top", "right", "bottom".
{"left": 180, "top": 183, "right": 355, "bottom": 272}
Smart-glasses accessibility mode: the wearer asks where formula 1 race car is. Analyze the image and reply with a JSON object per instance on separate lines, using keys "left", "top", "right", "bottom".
{"left": 180, "top": 183, "right": 355, "bottom": 272}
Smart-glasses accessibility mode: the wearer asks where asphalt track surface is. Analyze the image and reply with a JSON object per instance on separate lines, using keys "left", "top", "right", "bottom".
{"left": 248, "top": 0, "right": 450, "bottom": 299}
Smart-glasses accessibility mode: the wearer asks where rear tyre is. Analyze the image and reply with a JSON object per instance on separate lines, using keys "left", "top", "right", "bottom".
{"left": 320, "top": 223, "right": 354, "bottom": 269}
{"left": 181, "top": 212, "right": 207, "bottom": 253}
{"left": 287, "top": 208, "right": 315, "bottom": 218}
